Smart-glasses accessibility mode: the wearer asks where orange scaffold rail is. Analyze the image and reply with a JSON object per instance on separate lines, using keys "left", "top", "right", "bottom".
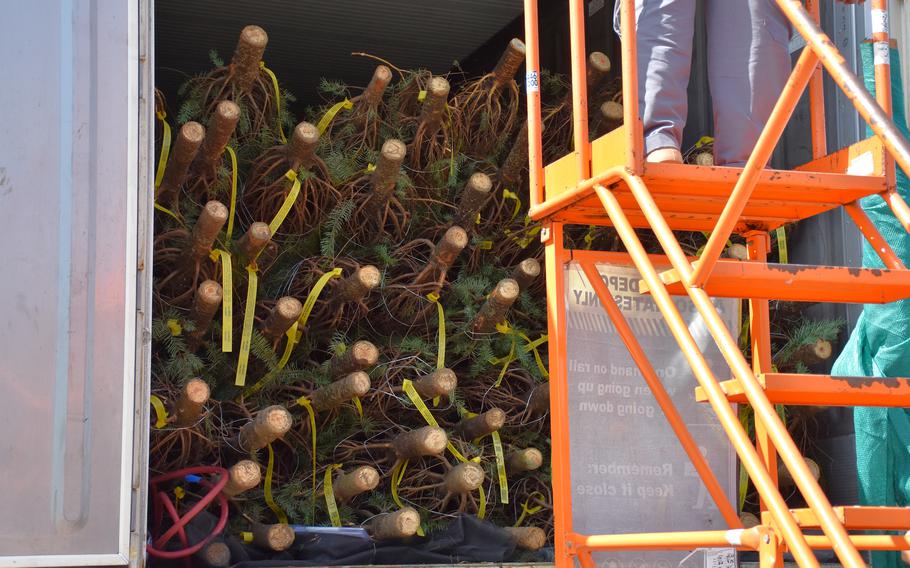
{"left": 524, "top": 0, "right": 910, "bottom": 567}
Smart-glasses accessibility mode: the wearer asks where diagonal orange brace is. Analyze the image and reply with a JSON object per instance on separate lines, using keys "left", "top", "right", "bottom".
{"left": 577, "top": 260, "right": 741, "bottom": 528}
{"left": 593, "top": 182, "right": 821, "bottom": 568}
{"left": 690, "top": 46, "right": 819, "bottom": 288}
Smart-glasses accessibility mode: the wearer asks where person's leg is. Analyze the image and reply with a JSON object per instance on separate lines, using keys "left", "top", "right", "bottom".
{"left": 707, "top": 0, "right": 791, "bottom": 166}
{"left": 614, "top": 0, "right": 697, "bottom": 162}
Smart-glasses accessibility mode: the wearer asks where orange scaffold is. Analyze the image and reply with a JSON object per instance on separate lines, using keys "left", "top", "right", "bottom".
{"left": 524, "top": 0, "right": 910, "bottom": 567}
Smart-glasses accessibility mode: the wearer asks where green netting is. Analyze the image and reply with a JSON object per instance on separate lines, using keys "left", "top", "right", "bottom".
{"left": 830, "top": 44, "right": 910, "bottom": 568}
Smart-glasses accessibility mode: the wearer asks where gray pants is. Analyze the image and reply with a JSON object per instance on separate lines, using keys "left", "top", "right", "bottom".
{"left": 614, "top": 0, "right": 792, "bottom": 166}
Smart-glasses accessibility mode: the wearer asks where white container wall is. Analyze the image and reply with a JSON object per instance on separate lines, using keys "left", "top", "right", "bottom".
{"left": 0, "top": 0, "right": 150, "bottom": 566}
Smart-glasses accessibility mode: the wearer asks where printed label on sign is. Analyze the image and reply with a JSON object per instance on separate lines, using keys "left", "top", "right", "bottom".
{"left": 874, "top": 41, "right": 890, "bottom": 66}
{"left": 872, "top": 9, "right": 889, "bottom": 35}
{"left": 847, "top": 151, "right": 875, "bottom": 176}
{"left": 706, "top": 548, "right": 737, "bottom": 568}
{"left": 526, "top": 71, "right": 539, "bottom": 93}
{"left": 564, "top": 261, "right": 737, "bottom": 568}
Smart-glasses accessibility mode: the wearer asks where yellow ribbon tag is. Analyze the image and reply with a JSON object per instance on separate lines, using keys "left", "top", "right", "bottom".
{"left": 491, "top": 431, "right": 508, "bottom": 504}
{"left": 583, "top": 225, "right": 596, "bottom": 250}
{"left": 776, "top": 226, "right": 788, "bottom": 264}
{"left": 166, "top": 319, "right": 182, "bottom": 336}
{"left": 234, "top": 265, "right": 258, "bottom": 386}
{"left": 353, "top": 396, "right": 364, "bottom": 419}
{"left": 478, "top": 240, "right": 493, "bottom": 250}
{"left": 240, "top": 531, "right": 254, "bottom": 544}
{"left": 475, "top": 212, "right": 481, "bottom": 225}
{"left": 209, "top": 249, "right": 233, "bottom": 352}
{"left": 492, "top": 338, "right": 516, "bottom": 388}
{"left": 324, "top": 464, "right": 343, "bottom": 527}
{"left": 259, "top": 61, "right": 287, "bottom": 144}
{"left": 268, "top": 170, "right": 302, "bottom": 237}
{"left": 294, "top": 396, "right": 318, "bottom": 515}
{"left": 478, "top": 486, "right": 487, "bottom": 519}
{"left": 402, "top": 379, "right": 469, "bottom": 463}
{"left": 390, "top": 460, "right": 425, "bottom": 536}
{"left": 154, "top": 203, "right": 181, "bottom": 222}
{"left": 316, "top": 98, "right": 354, "bottom": 134}
{"left": 426, "top": 293, "right": 446, "bottom": 370}
{"left": 264, "top": 443, "right": 289, "bottom": 524}
{"left": 241, "top": 322, "right": 300, "bottom": 399}
{"left": 694, "top": 135, "right": 714, "bottom": 150}
{"left": 154, "top": 111, "right": 171, "bottom": 189}
{"left": 502, "top": 189, "right": 522, "bottom": 221}
{"left": 298, "top": 267, "right": 343, "bottom": 328}
{"left": 225, "top": 146, "right": 239, "bottom": 240}
{"left": 365, "top": 163, "right": 377, "bottom": 173}
{"left": 513, "top": 491, "right": 545, "bottom": 526}
{"left": 417, "top": 90, "right": 427, "bottom": 102}
{"left": 150, "top": 394, "right": 168, "bottom": 428}
{"left": 174, "top": 486, "right": 185, "bottom": 501}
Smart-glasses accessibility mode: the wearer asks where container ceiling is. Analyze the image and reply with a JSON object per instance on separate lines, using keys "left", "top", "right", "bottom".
{"left": 155, "top": 0, "right": 524, "bottom": 110}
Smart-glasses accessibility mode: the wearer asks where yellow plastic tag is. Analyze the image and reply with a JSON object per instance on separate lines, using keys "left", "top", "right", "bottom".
{"left": 298, "top": 268, "right": 343, "bottom": 328}
{"left": 209, "top": 249, "right": 233, "bottom": 352}
{"left": 402, "top": 379, "right": 469, "bottom": 463}
{"left": 234, "top": 265, "right": 258, "bottom": 386}
{"left": 776, "top": 226, "right": 788, "bottom": 264}
{"left": 154, "top": 202, "right": 181, "bottom": 223}
{"left": 295, "top": 396, "right": 318, "bottom": 514}
{"left": 583, "top": 225, "right": 596, "bottom": 250}
{"left": 478, "top": 240, "right": 493, "bottom": 250}
{"left": 513, "top": 491, "right": 545, "bottom": 526}
{"left": 324, "top": 464, "right": 343, "bottom": 527}
{"left": 174, "top": 486, "right": 185, "bottom": 501}
{"left": 150, "top": 394, "right": 168, "bottom": 428}
{"left": 166, "top": 319, "right": 182, "bottom": 336}
{"left": 268, "top": 170, "right": 302, "bottom": 237}
{"left": 417, "top": 90, "right": 427, "bottom": 102}
{"left": 225, "top": 146, "right": 239, "bottom": 240}
{"left": 390, "top": 459, "right": 424, "bottom": 536}
{"left": 316, "top": 98, "right": 354, "bottom": 134}
{"left": 365, "top": 163, "right": 376, "bottom": 173}
{"left": 694, "top": 135, "right": 714, "bottom": 150}
{"left": 241, "top": 322, "right": 299, "bottom": 399}
{"left": 353, "top": 396, "right": 364, "bottom": 419}
{"left": 491, "top": 431, "right": 508, "bottom": 504}
{"left": 265, "top": 443, "right": 289, "bottom": 524}
{"left": 477, "top": 486, "right": 487, "bottom": 519}
{"left": 426, "top": 293, "right": 445, "bottom": 370}
{"left": 240, "top": 531, "right": 254, "bottom": 543}
{"left": 259, "top": 61, "right": 287, "bottom": 144}
{"left": 154, "top": 111, "right": 171, "bottom": 189}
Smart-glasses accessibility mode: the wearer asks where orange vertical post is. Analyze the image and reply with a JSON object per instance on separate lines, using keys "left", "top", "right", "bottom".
{"left": 569, "top": 0, "right": 591, "bottom": 180}
{"left": 747, "top": 233, "right": 785, "bottom": 568}
{"left": 619, "top": 0, "right": 644, "bottom": 172}
{"left": 807, "top": 0, "right": 827, "bottom": 158}
{"left": 524, "top": 0, "right": 544, "bottom": 209}
{"left": 544, "top": 222, "right": 574, "bottom": 568}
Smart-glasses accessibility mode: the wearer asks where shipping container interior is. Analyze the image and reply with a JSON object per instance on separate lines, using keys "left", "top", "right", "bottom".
{"left": 150, "top": 0, "right": 868, "bottom": 565}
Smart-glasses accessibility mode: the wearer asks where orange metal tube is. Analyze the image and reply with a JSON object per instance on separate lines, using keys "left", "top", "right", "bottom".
{"left": 568, "top": 0, "right": 591, "bottom": 181}
{"left": 575, "top": 529, "right": 761, "bottom": 552}
{"left": 544, "top": 222, "right": 574, "bottom": 568}
{"left": 872, "top": 0, "right": 896, "bottom": 189}
{"left": 844, "top": 201, "right": 906, "bottom": 270}
{"left": 524, "top": 0, "right": 544, "bottom": 209}
{"left": 618, "top": 172, "right": 866, "bottom": 568}
{"left": 620, "top": 0, "right": 644, "bottom": 172}
{"left": 528, "top": 166, "right": 625, "bottom": 221}
{"left": 578, "top": 261, "right": 741, "bottom": 528}
{"left": 807, "top": 0, "right": 827, "bottom": 158}
{"left": 690, "top": 47, "right": 819, "bottom": 289}
{"left": 776, "top": 0, "right": 910, "bottom": 198}
{"left": 802, "top": 534, "right": 910, "bottom": 551}
{"left": 593, "top": 182, "right": 820, "bottom": 568}
{"left": 882, "top": 188, "right": 910, "bottom": 235}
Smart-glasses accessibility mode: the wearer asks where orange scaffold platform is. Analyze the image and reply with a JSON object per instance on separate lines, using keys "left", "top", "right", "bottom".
{"left": 523, "top": 0, "right": 910, "bottom": 567}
